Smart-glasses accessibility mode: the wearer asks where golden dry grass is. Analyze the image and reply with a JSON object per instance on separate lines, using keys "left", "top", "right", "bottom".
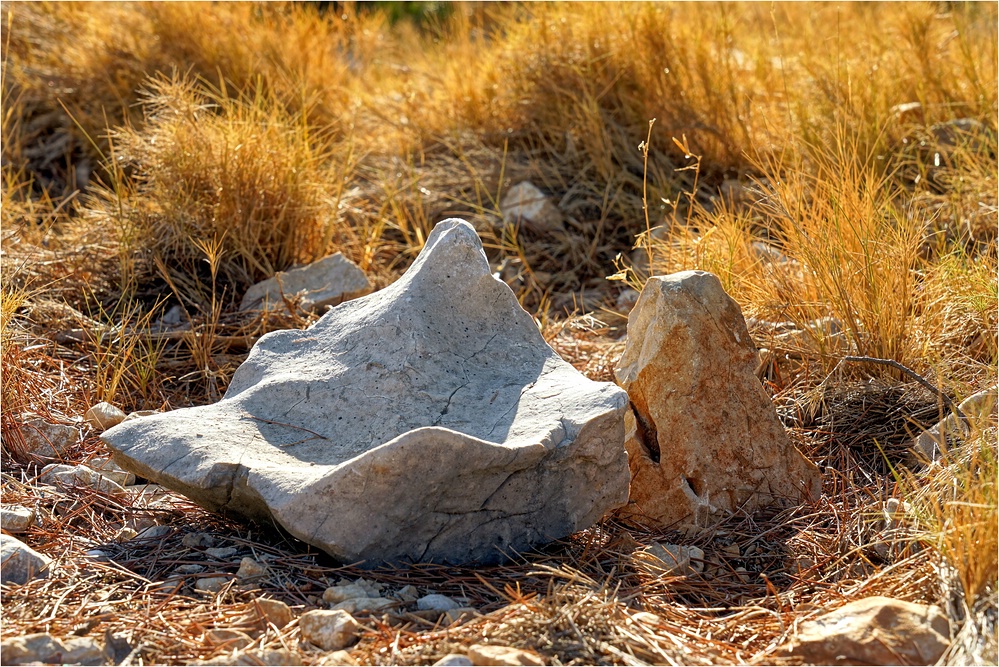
{"left": 2, "top": 2, "right": 997, "bottom": 665}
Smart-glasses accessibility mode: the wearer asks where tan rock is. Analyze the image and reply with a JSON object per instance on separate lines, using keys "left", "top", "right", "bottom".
{"left": 0, "top": 633, "right": 108, "bottom": 666}
{"left": 196, "top": 648, "right": 300, "bottom": 666}
{"left": 85, "top": 402, "right": 127, "bottom": 431}
{"left": 330, "top": 597, "right": 395, "bottom": 614}
{"left": 20, "top": 419, "right": 79, "bottom": 459}
{"left": 614, "top": 271, "right": 821, "bottom": 528}
{"left": 467, "top": 645, "right": 545, "bottom": 666}
{"left": 205, "top": 629, "right": 253, "bottom": 650}
{"left": 323, "top": 582, "right": 377, "bottom": 604}
{"left": 786, "top": 596, "right": 951, "bottom": 665}
{"left": 318, "top": 650, "right": 358, "bottom": 666}
{"left": 236, "top": 557, "right": 269, "bottom": 580}
{"left": 636, "top": 543, "right": 704, "bottom": 577}
{"left": 195, "top": 576, "right": 233, "bottom": 593}
{"left": 299, "top": 609, "right": 359, "bottom": 651}
{"left": 39, "top": 463, "right": 126, "bottom": 495}
{"left": 499, "top": 181, "right": 565, "bottom": 234}
{"left": 1, "top": 505, "right": 36, "bottom": 533}
{"left": 248, "top": 597, "right": 292, "bottom": 629}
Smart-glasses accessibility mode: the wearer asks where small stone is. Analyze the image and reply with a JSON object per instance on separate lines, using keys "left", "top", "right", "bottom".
{"left": 240, "top": 253, "right": 372, "bottom": 314}
{"left": 85, "top": 402, "right": 127, "bottom": 431}
{"left": 86, "top": 457, "right": 136, "bottom": 486}
{"left": 39, "top": 464, "right": 125, "bottom": 495}
{"left": 417, "top": 593, "right": 461, "bottom": 612}
{"left": 299, "top": 609, "right": 360, "bottom": 651}
{"left": 323, "top": 583, "right": 375, "bottom": 604}
{"left": 20, "top": 419, "right": 80, "bottom": 458}
{"left": 639, "top": 543, "right": 703, "bottom": 577}
{"left": 249, "top": 598, "right": 292, "bottom": 629}
{"left": 196, "top": 649, "right": 300, "bottom": 666}
{"left": 0, "top": 633, "right": 108, "bottom": 666}
{"left": 722, "top": 543, "right": 740, "bottom": 559}
{"left": 320, "top": 650, "right": 358, "bottom": 666}
{"left": 434, "top": 654, "right": 474, "bottom": 666}
{"left": 443, "top": 607, "right": 478, "bottom": 625}
{"left": 182, "top": 532, "right": 218, "bottom": 548}
{"left": 205, "top": 546, "right": 239, "bottom": 559}
{"left": 175, "top": 564, "right": 206, "bottom": 574}
{"left": 499, "top": 181, "right": 565, "bottom": 234}
{"left": 205, "top": 629, "right": 253, "bottom": 650}
{"left": 85, "top": 550, "right": 108, "bottom": 561}
{"left": 1, "top": 534, "right": 52, "bottom": 584}
{"left": 396, "top": 584, "right": 419, "bottom": 602}
{"left": 236, "top": 557, "right": 268, "bottom": 580}
{"left": 117, "top": 527, "right": 139, "bottom": 541}
{"left": 1, "top": 505, "right": 36, "bottom": 533}
{"left": 912, "top": 387, "right": 998, "bottom": 462}
{"left": 786, "top": 596, "right": 951, "bottom": 665}
{"left": 195, "top": 576, "right": 233, "bottom": 593}
{"left": 151, "top": 575, "right": 185, "bottom": 593}
{"left": 467, "top": 644, "right": 545, "bottom": 666}
{"left": 352, "top": 577, "right": 384, "bottom": 596}
{"left": 124, "top": 514, "right": 159, "bottom": 533}
{"left": 161, "top": 304, "right": 184, "bottom": 326}
{"left": 135, "top": 525, "right": 173, "bottom": 541}
{"left": 331, "top": 597, "right": 395, "bottom": 614}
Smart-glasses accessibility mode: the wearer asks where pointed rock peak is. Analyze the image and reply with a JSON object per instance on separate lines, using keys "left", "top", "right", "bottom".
{"left": 103, "top": 219, "right": 629, "bottom": 567}
{"left": 615, "top": 270, "right": 821, "bottom": 529}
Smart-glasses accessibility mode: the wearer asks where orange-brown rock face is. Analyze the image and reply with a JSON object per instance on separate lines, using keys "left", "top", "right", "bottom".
{"left": 614, "top": 271, "right": 821, "bottom": 528}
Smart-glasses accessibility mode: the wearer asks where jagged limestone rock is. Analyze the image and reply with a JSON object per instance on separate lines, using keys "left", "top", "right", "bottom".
{"left": 614, "top": 270, "right": 821, "bottom": 528}
{"left": 103, "top": 219, "right": 629, "bottom": 567}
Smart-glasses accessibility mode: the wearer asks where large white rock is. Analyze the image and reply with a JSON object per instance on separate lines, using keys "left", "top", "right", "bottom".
{"left": 103, "top": 219, "right": 629, "bottom": 567}
{"left": 614, "top": 271, "right": 821, "bottom": 528}
{"left": 239, "top": 252, "right": 371, "bottom": 314}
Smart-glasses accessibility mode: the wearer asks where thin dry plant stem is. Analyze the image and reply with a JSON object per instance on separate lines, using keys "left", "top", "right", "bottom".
{"left": 835, "top": 355, "right": 968, "bottom": 423}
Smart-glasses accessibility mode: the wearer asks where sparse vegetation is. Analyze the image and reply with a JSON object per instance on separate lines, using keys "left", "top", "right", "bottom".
{"left": 2, "top": 2, "right": 996, "bottom": 665}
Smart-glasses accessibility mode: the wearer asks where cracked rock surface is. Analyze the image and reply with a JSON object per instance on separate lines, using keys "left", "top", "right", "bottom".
{"left": 102, "top": 219, "right": 629, "bottom": 566}
{"left": 614, "top": 270, "right": 821, "bottom": 528}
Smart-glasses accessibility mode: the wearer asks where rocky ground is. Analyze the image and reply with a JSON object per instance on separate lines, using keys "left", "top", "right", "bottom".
{"left": 2, "top": 2, "right": 997, "bottom": 665}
